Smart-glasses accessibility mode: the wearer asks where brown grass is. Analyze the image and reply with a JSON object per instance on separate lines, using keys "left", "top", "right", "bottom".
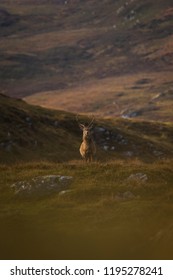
{"left": 1, "top": 159, "right": 173, "bottom": 259}
{"left": 25, "top": 71, "right": 173, "bottom": 120}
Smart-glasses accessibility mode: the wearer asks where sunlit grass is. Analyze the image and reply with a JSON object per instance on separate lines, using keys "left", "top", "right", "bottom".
{"left": 1, "top": 159, "right": 173, "bottom": 259}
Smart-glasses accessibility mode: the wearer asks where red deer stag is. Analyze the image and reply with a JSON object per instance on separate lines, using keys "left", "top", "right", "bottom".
{"left": 76, "top": 116, "right": 96, "bottom": 162}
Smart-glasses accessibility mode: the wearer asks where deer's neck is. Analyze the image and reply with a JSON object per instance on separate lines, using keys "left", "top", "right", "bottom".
{"left": 83, "top": 136, "right": 92, "bottom": 143}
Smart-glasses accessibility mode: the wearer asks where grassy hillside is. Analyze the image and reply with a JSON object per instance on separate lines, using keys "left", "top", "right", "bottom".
{"left": 0, "top": 94, "right": 173, "bottom": 259}
{"left": 1, "top": 93, "right": 173, "bottom": 164}
{"left": 1, "top": 160, "right": 173, "bottom": 259}
{"left": 0, "top": 93, "right": 81, "bottom": 163}
{"left": 0, "top": 0, "right": 173, "bottom": 121}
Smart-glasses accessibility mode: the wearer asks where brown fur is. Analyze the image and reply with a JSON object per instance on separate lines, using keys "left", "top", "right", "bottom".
{"left": 79, "top": 125, "right": 96, "bottom": 162}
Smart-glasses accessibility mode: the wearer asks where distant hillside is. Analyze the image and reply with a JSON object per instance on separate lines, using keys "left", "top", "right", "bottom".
{"left": 1, "top": 94, "right": 173, "bottom": 164}
{"left": 0, "top": 0, "right": 173, "bottom": 120}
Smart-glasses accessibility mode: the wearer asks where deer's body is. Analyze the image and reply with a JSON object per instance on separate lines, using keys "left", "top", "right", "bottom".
{"left": 80, "top": 131, "right": 96, "bottom": 162}
{"left": 77, "top": 116, "right": 96, "bottom": 162}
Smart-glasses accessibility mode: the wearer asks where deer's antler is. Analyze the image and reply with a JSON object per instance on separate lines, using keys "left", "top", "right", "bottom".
{"left": 76, "top": 115, "right": 85, "bottom": 129}
{"left": 88, "top": 116, "right": 95, "bottom": 128}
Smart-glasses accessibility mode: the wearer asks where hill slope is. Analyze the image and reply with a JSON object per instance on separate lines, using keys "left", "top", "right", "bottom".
{"left": 1, "top": 95, "right": 173, "bottom": 260}
{"left": 0, "top": 0, "right": 173, "bottom": 121}
{"left": 1, "top": 159, "right": 173, "bottom": 259}
{"left": 0, "top": 93, "right": 80, "bottom": 163}
{"left": 0, "top": 94, "right": 173, "bottom": 164}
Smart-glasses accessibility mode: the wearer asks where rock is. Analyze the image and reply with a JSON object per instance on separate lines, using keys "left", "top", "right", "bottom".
{"left": 123, "top": 191, "right": 135, "bottom": 199}
{"left": 116, "top": 134, "right": 123, "bottom": 141}
{"left": 122, "top": 111, "right": 141, "bottom": 118}
{"left": 151, "top": 93, "right": 162, "bottom": 101}
{"left": 105, "top": 130, "right": 110, "bottom": 136}
{"left": 121, "top": 139, "right": 128, "bottom": 145}
{"left": 0, "top": 140, "right": 14, "bottom": 152}
{"left": 25, "top": 117, "right": 31, "bottom": 122}
{"left": 127, "top": 173, "right": 148, "bottom": 182}
{"left": 5, "top": 144, "right": 12, "bottom": 152}
{"left": 11, "top": 175, "right": 73, "bottom": 197}
{"left": 59, "top": 190, "right": 72, "bottom": 196}
{"left": 124, "top": 151, "right": 133, "bottom": 157}
{"left": 54, "top": 120, "right": 59, "bottom": 127}
{"left": 153, "top": 150, "right": 164, "bottom": 157}
{"left": 94, "top": 126, "right": 106, "bottom": 133}
{"left": 115, "top": 134, "right": 128, "bottom": 144}
{"left": 115, "top": 191, "right": 136, "bottom": 201}
{"left": 136, "top": 78, "right": 151, "bottom": 85}
{"left": 116, "top": 6, "right": 125, "bottom": 15}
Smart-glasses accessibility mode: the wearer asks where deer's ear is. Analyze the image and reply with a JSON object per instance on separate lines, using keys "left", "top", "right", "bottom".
{"left": 79, "top": 124, "right": 85, "bottom": 130}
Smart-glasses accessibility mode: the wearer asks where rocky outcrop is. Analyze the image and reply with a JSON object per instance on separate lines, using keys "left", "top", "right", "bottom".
{"left": 11, "top": 175, "right": 73, "bottom": 197}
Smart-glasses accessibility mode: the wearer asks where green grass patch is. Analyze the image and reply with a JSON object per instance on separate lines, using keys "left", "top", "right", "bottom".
{"left": 1, "top": 160, "right": 173, "bottom": 259}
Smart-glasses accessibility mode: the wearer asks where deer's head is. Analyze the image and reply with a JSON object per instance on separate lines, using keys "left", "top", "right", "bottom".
{"left": 76, "top": 116, "right": 94, "bottom": 141}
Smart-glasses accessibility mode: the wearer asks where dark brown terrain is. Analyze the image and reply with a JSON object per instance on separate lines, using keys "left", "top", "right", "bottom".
{"left": 0, "top": 0, "right": 173, "bottom": 120}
